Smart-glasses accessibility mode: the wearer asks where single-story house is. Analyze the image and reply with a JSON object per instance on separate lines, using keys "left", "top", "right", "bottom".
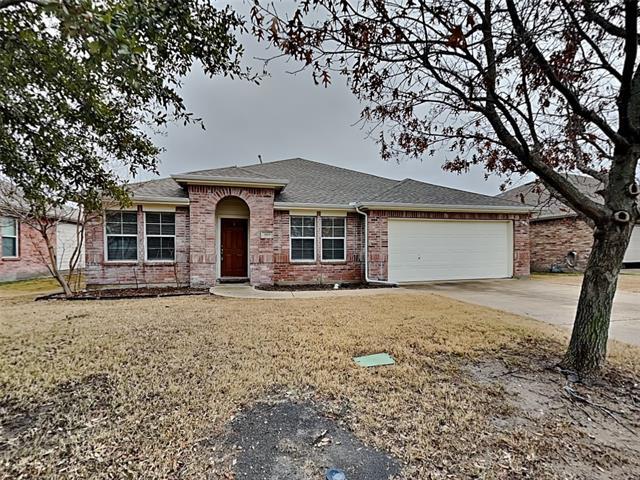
{"left": 499, "top": 174, "right": 640, "bottom": 271}
{"left": 85, "top": 158, "right": 531, "bottom": 289}
{"left": 0, "top": 185, "right": 85, "bottom": 282}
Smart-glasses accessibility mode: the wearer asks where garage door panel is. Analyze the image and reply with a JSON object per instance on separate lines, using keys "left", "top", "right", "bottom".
{"left": 624, "top": 227, "right": 640, "bottom": 263}
{"left": 388, "top": 219, "right": 513, "bottom": 282}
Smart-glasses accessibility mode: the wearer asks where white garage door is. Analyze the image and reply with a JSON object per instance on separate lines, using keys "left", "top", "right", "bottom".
{"left": 388, "top": 219, "right": 513, "bottom": 283}
{"left": 56, "top": 222, "right": 84, "bottom": 270}
{"left": 624, "top": 226, "right": 640, "bottom": 263}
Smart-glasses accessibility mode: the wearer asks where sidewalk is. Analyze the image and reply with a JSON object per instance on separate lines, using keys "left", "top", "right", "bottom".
{"left": 210, "top": 284, "right": 405, "bottom": 299}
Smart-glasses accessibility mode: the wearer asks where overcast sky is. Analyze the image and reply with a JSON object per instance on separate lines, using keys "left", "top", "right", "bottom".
{"left": 137, "top": 3, "right": 514, "bottom": 196}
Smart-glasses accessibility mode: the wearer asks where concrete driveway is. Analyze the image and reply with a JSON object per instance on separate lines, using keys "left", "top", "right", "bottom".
{"left": 411, "top": 277, "right": 640, "bottom": 346}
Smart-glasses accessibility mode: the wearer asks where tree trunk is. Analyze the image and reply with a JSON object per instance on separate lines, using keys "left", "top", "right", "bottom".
{"left": 562, "top": 222, "right": 634, "bottom": 376}
{"left": 41, "top": 226, "right": 74, "bottom": 297}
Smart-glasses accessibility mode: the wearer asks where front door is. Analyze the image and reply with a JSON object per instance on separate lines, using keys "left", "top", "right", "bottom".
{"left": 220, "top": 218, "right": 248, "bottom": 278}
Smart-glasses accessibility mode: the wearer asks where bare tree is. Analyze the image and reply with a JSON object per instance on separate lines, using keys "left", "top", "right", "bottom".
{"left": 253, "top": 0, "right": 640, "bottom": 376}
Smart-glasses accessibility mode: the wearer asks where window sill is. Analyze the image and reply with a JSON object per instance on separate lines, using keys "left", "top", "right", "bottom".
{"left": 0, "top": 257, "right": 20, "bottom": 262}
{"left": 145, "top": 261, "right": 177, "bottom": 265}
{"left": 289, "top": 260, "right": 317, "bottom": 264}
{"left": 104, "top": 261, "right": 139, "bottom": 265}
{"left": 321, "top": 260, "right": 347, "bottom": 264}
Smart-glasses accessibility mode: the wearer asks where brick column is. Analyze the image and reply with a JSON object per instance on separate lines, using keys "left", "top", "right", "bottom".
{"left": 367, "top": 211, "right": 388, "bottom": 281}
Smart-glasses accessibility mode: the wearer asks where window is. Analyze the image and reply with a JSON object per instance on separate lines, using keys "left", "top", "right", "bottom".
{"left": 145, "top": 212, "right": 176, "bottom": 261}
{"left": 290, "top": 216, "right": 316, "bottom": 261}
{"left": 1, "top": 216, "right": 18, "bottom": 258}
{"left": 321, "top": 217, "right": 346, "bottom": 261}
{"left": 105, "top": 211, "right": 138, "bottom": 261}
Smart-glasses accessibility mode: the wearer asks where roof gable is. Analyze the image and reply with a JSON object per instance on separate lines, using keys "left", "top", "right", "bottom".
{"left": 498, "top": 174, "right": 603, "bottom": 220}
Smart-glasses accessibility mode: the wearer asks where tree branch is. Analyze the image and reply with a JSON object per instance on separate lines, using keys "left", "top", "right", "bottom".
{"left": 583, "top": 0, "right": 639, "bottom": 43}
{"left": 618, "top": 0, "right": 639, "bottom": 136}
{"left": 506, "top": 0, "right": 629, "bottom": 148}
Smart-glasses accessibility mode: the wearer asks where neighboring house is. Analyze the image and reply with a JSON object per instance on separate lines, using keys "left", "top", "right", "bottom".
{"left": 0, "top": 186, "right": 85, "bottom": 282}
{"left": 84, "top": 158, "right": 531, "bottom": 289}
{"left": 499, "top": 174, "right": 640, "bottom": 272}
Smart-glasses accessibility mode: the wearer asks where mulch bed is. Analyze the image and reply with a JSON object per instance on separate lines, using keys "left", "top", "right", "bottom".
{"left": 37, "top": 286, "right": 210, "bottom": 301}
{"left": 256, "top": 282, "right": 396, "bottom": 292}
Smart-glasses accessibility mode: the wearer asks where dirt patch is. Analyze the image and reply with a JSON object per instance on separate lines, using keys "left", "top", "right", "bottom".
{"left": 225, "top": 398, "right": 400, "bottom": 480}
{"left": 466, "top": 356, "right": 640, "bottom": 478}
{"left": 256, "top": 282, "right": 394, "bottom": 291}
{"left": 38, "top": 286, "right": 209, "bottom": 301}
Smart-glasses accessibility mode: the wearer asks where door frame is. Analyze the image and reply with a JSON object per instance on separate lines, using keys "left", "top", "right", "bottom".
{"left": 216, "top": 215, "right": 250, "bottom": 280}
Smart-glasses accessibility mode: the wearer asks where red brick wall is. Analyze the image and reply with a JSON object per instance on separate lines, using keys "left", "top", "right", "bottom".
{"left": 187, "top": 186, "right": 275, "bottom": 286}
{"left": 530, "top": 216, "right": 593, "bottom": 272}
{"left": 85, "top": 206, "right": 190, "bottom": 289}
{"left": 366, "top": 210, "right": 531, "bottom": 280}
{"left": 0, "top": 220, "right": 52, "bottom": 282}
{"left": 84, "top": 192, "right": 532, "bottom": 288}
{"left": 272, "top": 211, "right": 364, "bottom": 284}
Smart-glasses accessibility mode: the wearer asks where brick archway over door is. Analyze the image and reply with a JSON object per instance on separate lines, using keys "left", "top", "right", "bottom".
{"left": 187, "top": 185, "right": 275, "bottom": 286}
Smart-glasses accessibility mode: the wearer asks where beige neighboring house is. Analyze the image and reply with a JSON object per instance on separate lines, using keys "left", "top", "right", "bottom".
{"left": 499, "top": 174, "right": 640, "bottom": 272}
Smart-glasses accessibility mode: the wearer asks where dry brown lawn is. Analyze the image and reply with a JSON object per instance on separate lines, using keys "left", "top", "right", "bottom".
{"left": 532, "top": 272, "right": 640, "bottom": 293}
{"left": 1, "top": 289, "right": 640, "bottom": 479}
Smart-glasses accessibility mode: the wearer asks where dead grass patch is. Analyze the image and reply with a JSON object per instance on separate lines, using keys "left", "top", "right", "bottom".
{"left": 0, "top": 274, "right": 84, "bottom": 299}
{"left": 0, "top": 292, "right": 639, "bottom": 479}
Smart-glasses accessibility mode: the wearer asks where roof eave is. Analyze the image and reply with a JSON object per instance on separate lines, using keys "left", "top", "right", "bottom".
{"left": 171, "top": 174, "right": 289, "bottom": 189}
{"left": 273, "top": 202, "right": 356, "bottom": 211}
{"left": 358, "top": 202, "right": 533, "bottom": 214}
{"left": 531, "top": 212, "right": 577, "bottom": 222}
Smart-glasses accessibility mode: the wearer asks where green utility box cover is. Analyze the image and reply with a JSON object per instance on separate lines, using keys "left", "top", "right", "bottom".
{"left": 353, "top": 353, "right": 395, "bottom": 367}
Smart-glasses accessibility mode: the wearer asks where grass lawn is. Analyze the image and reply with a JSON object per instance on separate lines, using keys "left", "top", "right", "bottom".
{"left": 0, "top": 274, "right": 84, "bottom": 299}
{"left": 1, "top": 289, "right": 640, "bottom": 478}
{"left": 531, "top": 271, "right": 640, "bottom": 293}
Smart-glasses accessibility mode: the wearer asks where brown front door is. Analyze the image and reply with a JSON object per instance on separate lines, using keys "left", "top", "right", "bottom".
{"left": 220, "top": 218, "right": 248, "bottom": 277}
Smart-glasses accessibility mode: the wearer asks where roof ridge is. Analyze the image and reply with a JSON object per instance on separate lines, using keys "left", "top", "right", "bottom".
{"left": 373, "top": 178, "right": 410, "bottom": 198}
{"left": 387, "top": 177, "right": 525, "bottom": 207}
{"left": 234, "top": 165, "right": 274, "bottom": 178}
{"left": 240, "top": 157, "right": 403, "bottom": 183}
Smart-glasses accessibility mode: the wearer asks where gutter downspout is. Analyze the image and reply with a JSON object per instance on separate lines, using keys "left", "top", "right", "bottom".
{"left": 351, "top": 202, "right": 398, "bottom": 286}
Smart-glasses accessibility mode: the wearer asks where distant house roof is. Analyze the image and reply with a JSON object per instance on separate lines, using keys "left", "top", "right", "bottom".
{"left": 128, "top": 158, "right": 528, "bottom": 212}
{"left": 0, "top": 179, "right": 80, "bottom": 222}
{"left": 497, "top": 174, "right": 604, "bottom": 221}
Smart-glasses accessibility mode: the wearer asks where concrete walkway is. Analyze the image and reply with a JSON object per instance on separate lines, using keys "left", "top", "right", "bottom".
{"left": 210, "top": 284, "right": 404, "bottom": 299}
{"left": 410, "top": 278, "right": 640, "bottom": 346}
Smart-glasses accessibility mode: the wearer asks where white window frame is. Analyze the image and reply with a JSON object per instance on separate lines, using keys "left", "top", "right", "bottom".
{"left": 321, "top": 217, "right": 346, "bottom": 262}
{"left": 144, "top": 211, "right": 176, "bottom": 262}
{"left": 104, "top": 210, "right": 138, "bottom": 262}
{"left": 289, "top": 215, "right": 316, "bottom": 263}
{"left": 0, "top": 216, "right": 19, "bottom": 258}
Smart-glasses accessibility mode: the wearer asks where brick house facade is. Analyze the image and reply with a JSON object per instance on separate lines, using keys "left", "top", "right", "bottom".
{"left": 0, "top": 220, "right": 52, "bottom": 281}
{"left": 529, "top": 217, "right": 594, "bottom": 272}
{"left": 84, "top": 158, "right": 531, "bottom": 289}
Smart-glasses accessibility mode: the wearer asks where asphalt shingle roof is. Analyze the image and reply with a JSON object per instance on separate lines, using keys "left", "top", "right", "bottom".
{"left": 130, "top": 158, "right": 525, "bottom": 209}
{"left": 498, "top": 174, "right": 604, "bottom": 220}
{"left": 369, "top": 178, "right": 523, "bottom": 207}
{"left": 129, "top": 177, "right": 188, "bottom": 199}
